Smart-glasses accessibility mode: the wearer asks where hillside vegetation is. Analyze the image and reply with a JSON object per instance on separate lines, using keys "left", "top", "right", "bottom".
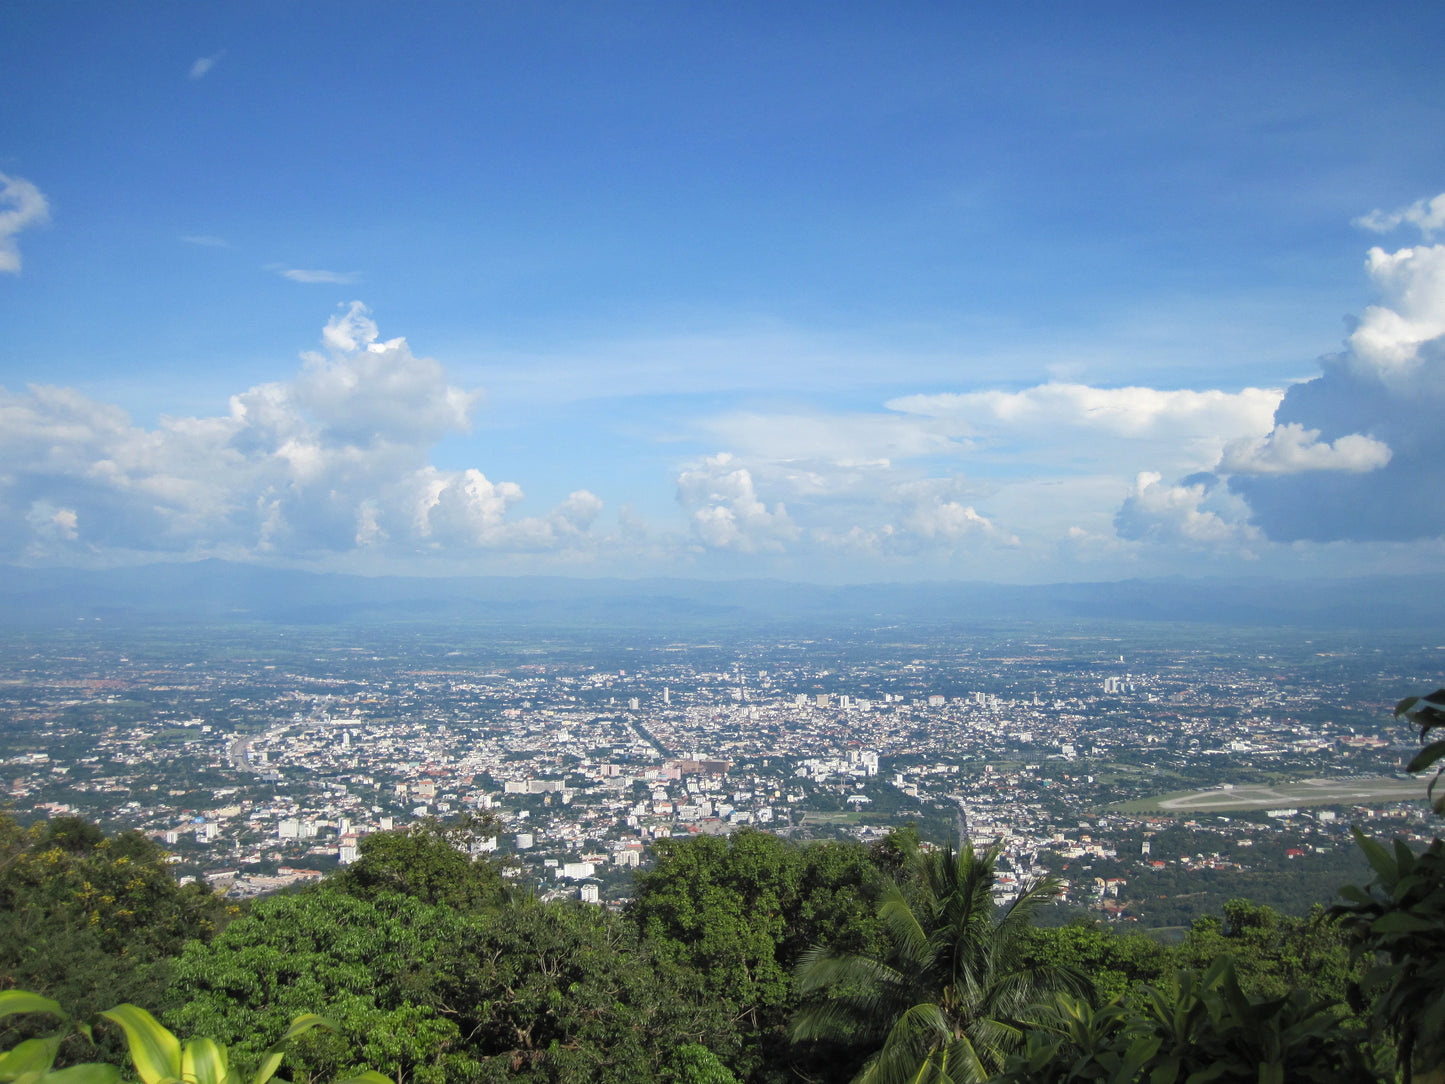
{"left": 2, "top": 689, "right": 1442, "bottom": 1083}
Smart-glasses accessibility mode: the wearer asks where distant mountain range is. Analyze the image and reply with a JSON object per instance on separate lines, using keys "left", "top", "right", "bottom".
{"left": 0, "top": 560, "right": 1436, "bottom": 631}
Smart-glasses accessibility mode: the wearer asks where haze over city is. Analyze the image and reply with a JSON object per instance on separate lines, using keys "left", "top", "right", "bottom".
{"left": 2, "top": 4, "right": 1444, "bottom": 587}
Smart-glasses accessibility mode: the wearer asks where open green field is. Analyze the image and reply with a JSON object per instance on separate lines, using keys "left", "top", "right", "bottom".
{"left": 1118, "top": 775, "right": 1427, "bottom": 814}
{"left": 800, "top": 811, "right": 867, "bottom": 825}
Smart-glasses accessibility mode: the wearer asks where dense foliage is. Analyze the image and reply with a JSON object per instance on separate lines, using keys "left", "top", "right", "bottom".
{"left": 994, "top": 958, "right": 1383, "bottom": 1084}
{"left": 629, "top": 829, "right": 888, "bottom": 1079}
{"left": 327, "top": 816, "right": 505, "bottom": 911}
{"left": 793, "top": 841, "right": 1084, "bottom": 1083}
{"left": 0, "top": 815, "right": 228, "bottom": 1065}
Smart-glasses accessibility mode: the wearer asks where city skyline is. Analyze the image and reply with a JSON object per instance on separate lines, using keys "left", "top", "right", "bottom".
{"left": 3, "top": 4, "right": 1444, "bottom": 583}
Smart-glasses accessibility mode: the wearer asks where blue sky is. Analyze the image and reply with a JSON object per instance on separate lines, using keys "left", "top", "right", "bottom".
{"left": 3, "top": 2, "right": 1444, "bottom": 582}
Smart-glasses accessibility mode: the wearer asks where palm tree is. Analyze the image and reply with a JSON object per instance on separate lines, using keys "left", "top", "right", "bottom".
{"left": 792, "top": 840, "right": 1086, "bottom": 1084}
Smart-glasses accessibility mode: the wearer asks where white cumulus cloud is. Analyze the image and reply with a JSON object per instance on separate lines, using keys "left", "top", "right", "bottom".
{"left": 1347, "top": 243, "right": 1445, "bottom": 379}
{"left": 0, "top": 307, "right": 602, "bottom": 562}
{"left": 676, "top": 454, "right": 799, "bottom": 553}
{"left": 676, "top": 376, "right": 1281, "bottom": 566}
{"left": 1219, "top": 422, "right": 1391, "bottom": 475}
{"left": 1225, "top": 195, "right": 1445, "bottom": 543}
{"left": 0, "top": 172, "right": 49, "bottom": 274}
{"left": 1115, "top": 472, "right": 1257, "bottom": 548}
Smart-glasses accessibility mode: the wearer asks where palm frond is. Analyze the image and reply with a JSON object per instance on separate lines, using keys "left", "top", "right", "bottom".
{"left": 856, "top": 1003, "right": 954, "bottom": 1084}
{"left": 796, "top": 946, "right": 909, "bottom": 997}
{"left": 877, "top": 886, "right": 934, "bottom": 975}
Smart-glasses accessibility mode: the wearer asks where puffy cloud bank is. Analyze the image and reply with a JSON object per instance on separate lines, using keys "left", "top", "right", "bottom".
{"left": 672, "top": 379, "right": 1279, "bottom": 567}
{"left": 0, "top": 303, "right": 601, "bottom": 563}
{"left": 1107, "top": 194, "right": 1445, "bottom": 551}
{"left": 1114, "top": 472, "right": 1257, "bottom": 548}
{"left": 673, "top": 200, "right": 1445, "bottom": 570}
{"left": 1221, "top": 198, "right": 1445, "bottom": 542}
{"left": 7, "top": 196, "right": 1440, "bottom": 577}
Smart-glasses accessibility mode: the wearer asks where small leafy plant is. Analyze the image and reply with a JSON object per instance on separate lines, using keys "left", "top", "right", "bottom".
{"left": 0, "top": 991, "right": 392, "bottom": 1084}
{"left": 0, "top": 990, "right": 118, "bottom": 1084}
{"left": 1396, "top": 688, "right": 1445, "bottom": 814}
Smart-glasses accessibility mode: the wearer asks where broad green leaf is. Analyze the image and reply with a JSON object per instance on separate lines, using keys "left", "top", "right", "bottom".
{"left": 1150, "top": 1055, "right": 1181, "bottom": 1084}
{"left": 1183, "top": 1061, "right": 1230, "bottom": 1084}
{"left": 180, "top": 1038, "right": 228, "bottom": 1084}
{"left": 43, "top": 1065, "right": 124, "bottom": 1084}
{"left": 0, "top": 1036, "right": 62, "bottom": 1078}
{"left": 1354, "top": 833, "right": 1397, "bottom": 882}
{"left": 99, "top": 1005, "right": 180, "bottom": 1084}
{"left": 274, "top": 1015, "right": 336, "bottom": 1044}
{"left": 334, "top": 1073, "right": 395, "bottom": 1084}
{"left": 0, "top": 992, "right": 63, "bottom": 1024}
{"left": 1369, "top": 911, "right": 1437, "bottom": 934}
{"left": 249, "top": 1049, "right": 286, "bottom": 1084}
{"left": 1405, "top": 739, "right": 1445, "bottom": 773}
{"left": 1334, "top": 884, "right": 1372, "bottom": 905}
{"left": 249, "top": 1014, "right": 338, "bottom": 1084}
{"left": 1113, "top": 1036, "right": 1160, "bottom": 1084}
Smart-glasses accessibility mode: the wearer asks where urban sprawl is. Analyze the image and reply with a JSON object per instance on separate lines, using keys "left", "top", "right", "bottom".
{"left": 2, "top": 623, "right": 1438, "bottom": 924}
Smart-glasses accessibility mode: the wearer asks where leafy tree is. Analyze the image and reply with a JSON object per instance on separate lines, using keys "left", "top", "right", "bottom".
{"left": 865, "top": 825, "right": 921, "bottom": 881}
{"left": 165, "top": 890, "right": 467, "bottom": 1084}
{"left": 426, "top": 900, "right": 739, "bottom": 1083}
{"left": 328, "top": 817, "right": 504, "bottom": 912}
{"left": 168, "top": 885, "right": 738, "bottom": 1084}
{"left": 793, "top": 841, "right": 1083, "bottom": 1084}
{"left": 993, "top": 958, "right": 1383, "bottom": 1084}
{"left": 1021, "top": 919, "right": 1172, "bottom": 1005}
{"left": 629, "top": 831, "right": 886, "bottom": 1037}
{"left": 1171, "top": 900, "right": 1360, "bottom": 1007}
{"left": 627, "top": 830, "right": 893, "bottom": 1083}
{"left": 0, "top": 815, "right": 226, "bottom": 1064}
{"left": 668, "top": 1043, "right": 741, "bottom": 1084}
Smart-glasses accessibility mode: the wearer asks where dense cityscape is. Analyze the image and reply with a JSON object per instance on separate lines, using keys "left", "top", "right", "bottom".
{"left": 2, "top": 619, "right": 1436, "bottom": 926}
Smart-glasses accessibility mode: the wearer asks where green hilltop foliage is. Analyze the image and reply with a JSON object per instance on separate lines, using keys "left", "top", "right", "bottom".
{"left": 791, "top": 840, "right": 1087, "bottom": 1083}
{"left": 0, "top": 816, "right": 230, "bottom": 1067}
{"left": 3, "top": 693, "right": 1444, "bottom": 1084}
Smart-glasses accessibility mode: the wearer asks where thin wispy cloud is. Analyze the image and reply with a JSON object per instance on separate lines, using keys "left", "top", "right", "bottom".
{"left": 280, "top": 268, "right": 363, "bottom": 285}
{"left": 188, "top": 51, "right": 225, "bottom": 80}
{"left": 0, "top": 172, "right": 50, "bottom": 274}
{"left": 1354, "top": 194, "right": 1445, "bottom": 238}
